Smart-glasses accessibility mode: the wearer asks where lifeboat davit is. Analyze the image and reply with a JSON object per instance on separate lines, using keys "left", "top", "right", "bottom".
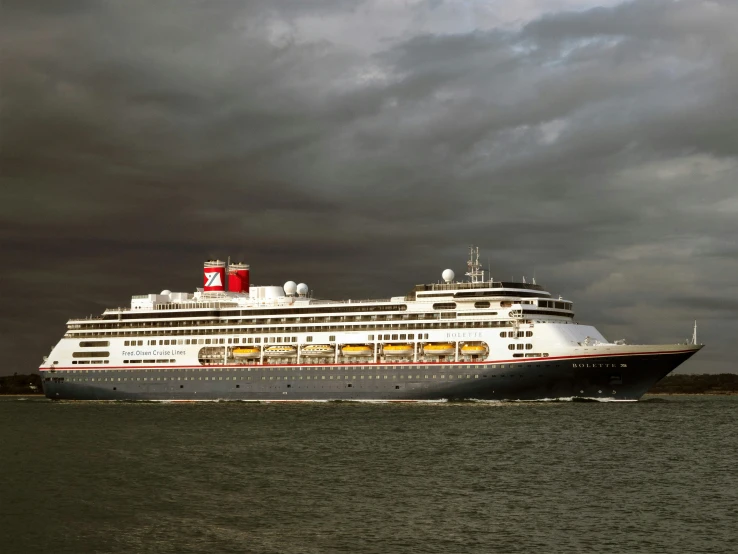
{"left": 263, "top": 345, "right": 297, "bottom": 357}
{"left": 423, "top": 343, "right": 455, "bottom": 356}
{"left": 301, "top": 344, "right": 335, "bottom": 357}
{"left": 342, "top": 345, "right": 373, "bottom": 357}
{"left": 232, "top": 347, "right": 260, "bottom": 359}
{"left": 461, "top": 343, "right": 488, "bottom": 355}
{"left": 382, "top": 344, "right": 413, "bottom": 356}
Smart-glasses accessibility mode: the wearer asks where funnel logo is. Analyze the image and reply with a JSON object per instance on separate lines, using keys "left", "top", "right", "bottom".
{"left": 205, "top": 271, "right": 222, "bottom": 287}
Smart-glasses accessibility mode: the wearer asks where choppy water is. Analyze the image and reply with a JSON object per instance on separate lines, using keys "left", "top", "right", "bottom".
{"left": 1, "top": 396, "right": 736, "bottom": 554}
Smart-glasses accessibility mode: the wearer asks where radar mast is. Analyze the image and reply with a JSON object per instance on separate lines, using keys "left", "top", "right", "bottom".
{"left": 465, "top": 246, "right": 485, "bottom": 283}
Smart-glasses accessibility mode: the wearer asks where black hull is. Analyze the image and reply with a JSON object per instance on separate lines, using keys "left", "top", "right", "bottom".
{"left": 42, "top": 350, "right": 699, "bottom": 402}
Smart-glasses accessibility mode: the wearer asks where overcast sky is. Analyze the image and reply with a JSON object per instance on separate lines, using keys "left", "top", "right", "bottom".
{"left": 2, "top": 0, "right": 736, "bottom": 376}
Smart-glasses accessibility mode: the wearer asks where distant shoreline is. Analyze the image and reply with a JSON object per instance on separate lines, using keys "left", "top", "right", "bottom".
{"left": 645, "top": 392, "right": 738, "bottom": 396}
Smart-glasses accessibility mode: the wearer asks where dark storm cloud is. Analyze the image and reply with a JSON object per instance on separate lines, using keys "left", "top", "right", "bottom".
{"left": 1, "top": 0, "right": 736, "bottom": 374}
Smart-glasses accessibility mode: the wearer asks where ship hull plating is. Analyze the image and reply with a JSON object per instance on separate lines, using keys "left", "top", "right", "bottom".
{"left": 42, "top": 349, "right": 699, "bottom": 402}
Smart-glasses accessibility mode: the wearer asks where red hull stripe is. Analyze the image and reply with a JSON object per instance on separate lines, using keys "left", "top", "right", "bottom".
{"left": 39, "top": 348, "right": 697, "bottom": 372}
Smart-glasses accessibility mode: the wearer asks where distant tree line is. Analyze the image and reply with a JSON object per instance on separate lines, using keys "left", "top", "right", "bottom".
{"left": 648, "top": 373, "right": 738, "bottom": 394}
{"left": 0, "top": 373, "right": 43, "bottom": 394}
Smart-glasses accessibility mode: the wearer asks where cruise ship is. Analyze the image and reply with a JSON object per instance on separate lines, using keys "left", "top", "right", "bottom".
{"left": 39, "top": 248, "right": 702, "bottom": 401}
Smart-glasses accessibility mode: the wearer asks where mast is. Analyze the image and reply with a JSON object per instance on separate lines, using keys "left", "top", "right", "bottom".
{"left": 465, "top": 246, "right": 485, "bottom": 283}
{"left": 692, "top": 320, "right": 698, "bottom": 345}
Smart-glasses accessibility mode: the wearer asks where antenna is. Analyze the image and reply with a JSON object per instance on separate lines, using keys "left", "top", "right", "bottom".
{"left": 465, "top": 245, "right": 484, "bottom": 283}
{"left": 692, "top": 320, "right": 698, "bottom": 345}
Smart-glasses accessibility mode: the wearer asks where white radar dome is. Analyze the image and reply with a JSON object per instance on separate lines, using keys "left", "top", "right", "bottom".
{"left": 283, "top": 281, "right": 298, "bottom": 295}
{"left": 442, "top": 269, "right": 455, "bottom": 283}
{"left": 160, "top": 289, "right": 172, "bottom": 296}
{"left": 296, "top": 283, "right": 309, "bottom": 295}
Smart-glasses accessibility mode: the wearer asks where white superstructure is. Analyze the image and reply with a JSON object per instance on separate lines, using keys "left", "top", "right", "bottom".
{"left": 39, "top": 248, "right": 701, "bottom": 402}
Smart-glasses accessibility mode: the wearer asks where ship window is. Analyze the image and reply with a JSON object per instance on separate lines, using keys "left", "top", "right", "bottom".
{"left": 508, "top": 344, "right": 515, "bottom": 350}
{"left": 306, "top": 336, "right": 313, "bottom": 342}
{"left": 80, "top": 340, "right": 110, "bottom": 347}
{"left": 329, "top": 336, "right": 335, "bottom": 341}
{"left": 392, "top": 334, "right": 398, "bottom": 340}
{"left": 72, "top": 351, "right": 109, "bottom": 358}
{"left": 474, "top": 301, "right": 490, "bottom": 309}
{"left": 526, "top": 344, "right": 533, "bottom": 349}
{"left": 517, "top": 344, "right": 524, "bottom": 350}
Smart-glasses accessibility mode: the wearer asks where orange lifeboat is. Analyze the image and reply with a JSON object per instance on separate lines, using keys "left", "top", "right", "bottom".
{"left": 461, "top": 343, "right": 488, "bottom": 356}
{"left": 382, "top": 344, "right": 413, "bottom": 356}
{"left": 232, "top": 347, "right": 260, "bottom": 359}
{"left": 422, "top": 343, "right": 455, "bottom": 356}
{"left": 342, "top": 345, "right": 373, "bottom": 357}
{"left": 301, "top": 344, "right": 335, "bottom": 357}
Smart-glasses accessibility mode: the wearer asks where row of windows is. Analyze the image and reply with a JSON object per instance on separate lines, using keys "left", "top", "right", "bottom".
{"left": 121, "top": 333, "right": 433, "bottom": 347}
{"left": 106, "top": 303, "right": 409, "bottom": 321}
{"left": 72, "top": 360, "right": 110, "bottom": 364}
{"left": 72, "top": 351, "right": 110, "bottom": 358}
{"left": 500, "top": 300, "right": 535, "bottom": 308}
{"left": 508, "top": 343, "right": 534, "bottom": 350}
{"left": 67, "top": 320, "right": 518, "bottom": 338}
{"left": 124, "top": 359, "right": 177, "bottom": 364}
{"left": 522, "top": 309, "right": 575, "bottom": 317}
{"left": 539, "top": 300, "right": 573, "bottom": 310}
{"left": 76, "top": 310, "right": 525, "bottom": 330}
{"left": 500, "top": 331, "right": 534, "bottom": 338}
{"left": 79, "top": 341, "right": 110, "bottom": 347}
{"left": 53, "top": 363, "right": 523, "bottom": 374}
{"left": 370, "top": 333, "right": 429, "bottom": 340}
{"left": 50, "top": 364, "right": 567, "bottom": 384}
{"left": 54, "top": 373, "right": 490, "bottom": 383}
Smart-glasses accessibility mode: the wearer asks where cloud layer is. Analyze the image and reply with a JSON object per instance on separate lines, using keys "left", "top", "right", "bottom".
{"left": 2, "top": 0, "right": 736, "bottom": 374}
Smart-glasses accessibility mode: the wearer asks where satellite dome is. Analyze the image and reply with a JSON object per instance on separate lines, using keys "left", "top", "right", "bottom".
{"left": 442, "top": 269, "right": 455, "bottom": 283}
{"left": 296, "top": 283, "right": 309, "bottom": 296}
{"left": 283, "top": 281, "right": 297, "bottom": 295}
{"left": 160, "top": 289, "right": 172, "bottom": 296}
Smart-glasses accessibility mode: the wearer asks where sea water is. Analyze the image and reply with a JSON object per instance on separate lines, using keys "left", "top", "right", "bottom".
{"left": 1, "top": 396, "right": 736, "bottom": 553}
